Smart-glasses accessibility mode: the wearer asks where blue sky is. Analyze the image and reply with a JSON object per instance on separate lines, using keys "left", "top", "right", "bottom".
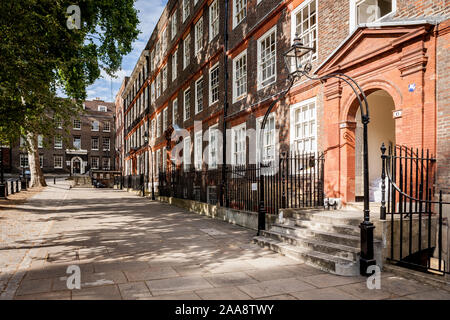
{"left": 86, "top": 0, "right": 167, "bottom": 102}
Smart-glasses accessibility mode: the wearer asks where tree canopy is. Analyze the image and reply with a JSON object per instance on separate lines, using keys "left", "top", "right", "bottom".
{"left": 0, "top": 0, "right": 140, "bottom": 143}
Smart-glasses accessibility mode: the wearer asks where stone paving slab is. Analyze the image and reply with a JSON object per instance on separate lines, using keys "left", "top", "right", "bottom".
{"left": 124, "top": 266, "right": 178, "bottom": 282}
{"left": 2, "top": 187, "right": 449, "bottom": 300}
{"left": 146, "top": 276, "right": 214, "bottom": 296}
{"left": 118, "top": 282, "right": 153, "bottom": 300}
{"left": 203, "top": 271, "right": 259, "bottom": 288}
{"left": 238, "top": 278, "right": 316, "bottom": 299}
{"left": 300, "top": 273, "right": 367, "bottom": 288}
{"left": 72, "top": 284, "right": 122, "bottom": 300}
{"left": 290, "top": 287, "right": 361, "bottom": 300}
{"left": 195, "top": 287, "right": 252, "bottom": 300}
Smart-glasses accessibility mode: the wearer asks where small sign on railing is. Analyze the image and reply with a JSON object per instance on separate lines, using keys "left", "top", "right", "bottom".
{"left": 251, "top": 183, "right": 258, "bottom": 191}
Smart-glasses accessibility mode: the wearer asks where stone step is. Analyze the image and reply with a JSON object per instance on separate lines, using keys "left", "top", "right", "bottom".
{"left": 280, "top": 208, "right": 362, "bottom": 227}
{"left": 288, "top": 219, "right": 360, "bottom": 237}
{"left": 270, "top": 224, "right": 361, "bottom": 248}
{"left": 261, "top": 229, "right": 359, "bottom": 262}
{"left": 253, "top": 236, "right": 360, "bottom": 276}
{"left": 344, "top": 202, "right": 381, "bottom": 212}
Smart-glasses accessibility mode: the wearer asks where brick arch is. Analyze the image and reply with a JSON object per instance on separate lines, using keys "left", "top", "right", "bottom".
{"left": 341, "top": 79, "right": 403, "bottom": 123}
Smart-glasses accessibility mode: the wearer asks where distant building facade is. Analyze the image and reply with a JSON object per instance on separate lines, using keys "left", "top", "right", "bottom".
{"left": 10, "top": 99, "right": 116, "bottom": 175}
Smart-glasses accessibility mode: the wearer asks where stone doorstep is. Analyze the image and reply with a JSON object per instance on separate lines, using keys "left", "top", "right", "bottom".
{"left": 253, "top": 236, "right": 360, "bottom": 276}
{"left": 260, "top": 229, "right": 359, "bottom": 261}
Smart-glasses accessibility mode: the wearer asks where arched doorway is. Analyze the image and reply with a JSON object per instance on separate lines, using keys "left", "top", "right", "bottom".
{"left": 354, "top": 89, "right": 395, "bottom": 201}
{"left": 71, "top": 156, "right": 84, "bottom": 175}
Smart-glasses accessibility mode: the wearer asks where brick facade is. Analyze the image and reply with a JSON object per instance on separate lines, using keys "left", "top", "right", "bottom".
{"left": 115, "top": 78, "right": 128, "bottom": 173}
{"left": 10, "top": 99, "right": 116, "bottom": 175}
{"left": 118, "top": 0, "right": 449, "bottom": 203}
{"left": 436, "top": 19, "right": 450, "bottom": 195}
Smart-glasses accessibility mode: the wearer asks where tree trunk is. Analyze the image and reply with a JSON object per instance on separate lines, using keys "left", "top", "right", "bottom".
{"left": 26, "top": 132, "right": 47, "bottom": 187}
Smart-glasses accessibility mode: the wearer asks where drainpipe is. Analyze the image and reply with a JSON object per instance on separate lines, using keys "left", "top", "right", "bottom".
{"left": 221, "top": 0, "right": 230, "bottom": 207}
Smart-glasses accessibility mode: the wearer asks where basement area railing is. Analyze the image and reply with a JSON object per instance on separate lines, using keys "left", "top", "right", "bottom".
{"left": 157, "top": 151, "right": 324, "bottom": 215}
{"left": 380, "top": 144, "right": 449, "bottom": 275}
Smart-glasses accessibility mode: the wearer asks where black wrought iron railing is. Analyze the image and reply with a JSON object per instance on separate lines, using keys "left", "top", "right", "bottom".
{"left": 158, "top": 151, "right": 324, "bottom": 215}
{"left": 380, "top": 143, "right": 449, "bottom": 275}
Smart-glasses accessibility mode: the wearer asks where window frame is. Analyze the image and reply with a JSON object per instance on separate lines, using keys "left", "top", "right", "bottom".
{"left": 289, "top": 97, "right": 317, "bottom": 153}
{"left": 91, "top": 156, "right": 99, "bottom": 170}
{"left": 183, "top": 135, "right": 191, "bottom": 170}
{"left": 233, "top": 0, "right": 247, "bottom": 28}
{"left": 73, "top": 119, "right": 82, "bottom": 130}
{"left": 171, "top": 9, "right": 177, "bottom": 40}
{"left": 256, "top": 113, "right": 276, "bottom": 164}
{"left": 54, "top": 155, "right": 63, "bottom": 169}
{"left": 102, "top": 157, "right": 110, "bottom": 170}
{"left": 291, "top": 0, "right": 318, "bottom": 63}
{"left": 37, "top": 135, "right": 43, "bottom": 148}
{"left": 20, "top": 153, "right": 29, "bottom": 168}
{"left": 162, "top": 64, "right": 168, "bottom": 92}
{"left": 184, "top": 87, "right": 191, "bottom": 121}
{"left": 91, "top": 120, "right": 99, "bottom": 131}
{"left": 195, "top": 77, "right": 204, "bottom": 114}
{"left": 54, "top": 136, "right": 63, "bottom": 149}
{"left": 231, "top": 123, "right": 246, "bottom": 165}
{"left": 157, "top": 113, "right": 162, "bottom": 137}
{"left": 209, "top": 62, "right": 220, "bottom": 106}
{"left": 208, "top": 124, "right": 218, "bottom": 169}
{"left": 182, "top": 0, "right": 190, "bottom": 23}
{"left": 172, "top": 98, "right": 178, "bottom": 125}
{"left": 73, "top": 136, "right": 81, "bottom": 150}
{"left": 172, "top": 49, "right": 178, "bottom": 81}
{"left": 194, "top": 17, "right": 203, "bottom": 55}
{"left": 103, "top": 121, "right": 111, "bottom": 132}
{"left": 194, "top": 130, "right": 203, "bottom": 170}
{"left": 350, "top": 0, "right": 396, "bottom": 31}
{"left": 163, "top": 107, "right": 168, "bottom": 132}
{"left": 102, "top": 137, "right": 110, "bottom": 151}
{"left": 91, "top": 136, "right": 99, "bottom": 151}
{"left": 232, "top": 49, "right": 247, "bottom": 103}
{"left": 257, "top": 25, "right": 277, "bottom": 90}
{"left": 183, "top": 33, "right": 191, "bottom": 69}
{"left": 209, "top": 0, "right": 219, "bottom": 42}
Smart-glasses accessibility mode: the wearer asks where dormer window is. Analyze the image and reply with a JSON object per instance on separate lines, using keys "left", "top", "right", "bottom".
{"left": 98, "top": 105, "right": 107, "bottom": 112}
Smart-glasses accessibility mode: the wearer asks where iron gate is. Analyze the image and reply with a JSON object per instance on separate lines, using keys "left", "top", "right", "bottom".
{"left": 380, "top": 144, "right": 449, "bottom": 275}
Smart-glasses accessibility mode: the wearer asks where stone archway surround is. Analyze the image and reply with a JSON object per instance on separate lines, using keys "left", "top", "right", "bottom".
{"left": 71, "top": 156, "right": 84, "bottom": 175}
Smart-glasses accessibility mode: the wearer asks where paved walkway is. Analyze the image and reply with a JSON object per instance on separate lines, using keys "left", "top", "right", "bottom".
{"left": 1, "top": 185, "right": 450, "bottom": 300}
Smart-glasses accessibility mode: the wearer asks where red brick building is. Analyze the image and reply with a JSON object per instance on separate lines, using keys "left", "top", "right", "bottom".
{"left": 118, "top": 0, "right": 449, "bottom": 205}
{"left": 115, "top": 78, "right": 128, "bottom": 173}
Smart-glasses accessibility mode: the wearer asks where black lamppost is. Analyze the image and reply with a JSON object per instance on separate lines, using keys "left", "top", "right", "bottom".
{"left": 143, "top": 130, "right": 155, "bottom": 200}
{"left": 258, "top": 35, "right": 375, "bottom": 276}
{"left": 21, "top": 165, "right": 27, "bottom": 191}
{"left": 0, "top": 147, "right": 7, "bottom": 199}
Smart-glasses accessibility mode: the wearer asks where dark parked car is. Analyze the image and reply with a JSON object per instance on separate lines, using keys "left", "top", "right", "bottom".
{"left": 92, "top": 179, "right": 106, "bottom": 188}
